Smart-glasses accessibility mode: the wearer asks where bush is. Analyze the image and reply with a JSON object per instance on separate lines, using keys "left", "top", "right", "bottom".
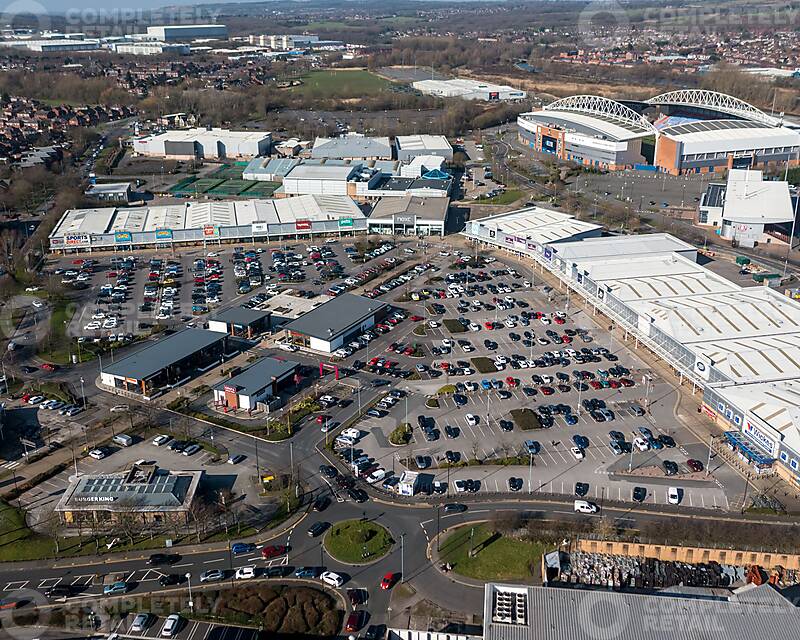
{"left": 510, "top": 408, "right": 542, "bottom": 431}
{"left": 471, "top": 357, "right": 497, "bottom": 374}
{"left": 389, "top": 423, "right": 412, "bottom": 445}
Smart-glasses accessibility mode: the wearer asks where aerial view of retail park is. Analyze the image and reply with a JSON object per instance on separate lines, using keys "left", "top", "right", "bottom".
{"left": 3, "top": 1, "right": 800, "bottom": 639}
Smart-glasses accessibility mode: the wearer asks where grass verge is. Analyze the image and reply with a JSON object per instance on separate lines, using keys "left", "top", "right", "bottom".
{"left": 324, "top": 519, "right": 393, "bottom": 564}
{"left": 442, "top": 319, "right": 467, "bottom": 333}
{"left": 471, "top": 357, "right": 497, "bottom": 374}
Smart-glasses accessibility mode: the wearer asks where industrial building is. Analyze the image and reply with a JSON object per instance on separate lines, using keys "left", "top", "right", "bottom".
{"left": 519, "top": 89, "right": 800, "bottom": 174}
{"left": 413, "top": 78, "right": 527, "bottom": 102}
{"left": 517, "top": 95, "right": 652, "bottom": 170}
{"left": 311, "top": 134, "right": 393, "bottom": 160}
{"left": 697, "top": 169, "right": 796, "bottom": 246}
{"left": 49, "top": 195, "right": 366, "bottom": 252}
{"left": 145, "top": 25, "right": 228, "bottom": 42}
{"left": 368, "top": 195, "right": 450, "bottom": 237}
{"left": 112, "top": 42, "right": 190, "bottom": 56}
{"left": 212, "top": 356, "right": 299, "bottom": 412}
{"left": 55, "top": 465, "right": 203, "bottom": 527}
{"left": 132, "top": 128, "right": 271, "bottom": 159}
{"left": 248, "top": 34, "right": 343, "bottom": 50}
{"left": 84, "top": 182, "right": 132, "bottom": 203}
{"left": 395, "top": 135, "right": 453, "bottom": 161}
{"left": 242, "top": 157, "right": 300, "bottom": 182}
{"left": 283, "top": 293, "right": 388, "bottom": 353}
{"left": 1, "top": 38, "right": 101, "bottom": 52}
{"left": 467, "top": 214, "right": 800, "bottom": 486}
{"left": 463, "top": 205, "right": 603, "bottom": 255}
{"left": 99, "top": 328, "right": 229, "bottom": 399}
{"left": 207, "top": 306, "right": 272, "bottom": 339}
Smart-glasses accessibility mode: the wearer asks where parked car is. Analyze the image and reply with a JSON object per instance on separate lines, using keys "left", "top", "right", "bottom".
{"left": 161, "top": 615, "right": 182, "bottom": 638}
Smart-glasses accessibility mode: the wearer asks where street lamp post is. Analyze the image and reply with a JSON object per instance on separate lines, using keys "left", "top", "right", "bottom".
{"left": 706, "top": 435, "right": 716, "bottom": 477}
{"left": 80, "top": 377, "right": 86, "bottom": 409}
{"left": 400, "top": 533, "right": 405, "bottom": 582}
{"left": 185, "top": 573, "right": 194, "bottom": 611}
{"left": 528, "top": 453, "right": 533, "bottom": 494}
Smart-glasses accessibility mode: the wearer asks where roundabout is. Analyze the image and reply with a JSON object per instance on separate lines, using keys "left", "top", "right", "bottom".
{"left": 323, "top": 518, "right": 394, "bottom": 564}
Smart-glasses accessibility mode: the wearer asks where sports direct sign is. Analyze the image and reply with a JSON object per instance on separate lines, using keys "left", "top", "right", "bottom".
{"left": 295, "top": 220, "right": 312, "bottom": 231}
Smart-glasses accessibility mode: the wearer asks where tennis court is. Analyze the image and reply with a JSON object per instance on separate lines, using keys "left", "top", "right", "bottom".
{"left": 241, "top": 181, "right": 280, "bottom": 197}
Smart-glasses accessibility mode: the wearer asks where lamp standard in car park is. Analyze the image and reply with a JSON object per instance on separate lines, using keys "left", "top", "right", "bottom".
{"left": 185, "top": 573, "right": 193, "bottom": 611}
{"left": 400, "top": 533, "right": 405, "bottom": 583}
{"left": 528, "top": 453, "right": 533, "bottom": 494}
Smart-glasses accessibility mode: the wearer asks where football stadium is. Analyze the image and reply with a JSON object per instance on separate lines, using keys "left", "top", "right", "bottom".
{"left": 518, "top": 89, "right": 800, "bottom": 175}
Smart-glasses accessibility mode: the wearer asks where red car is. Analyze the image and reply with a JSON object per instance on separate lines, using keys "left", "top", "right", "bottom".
{"left": 380, "top": 572, "right": 398, "bottom": 590}
{"left": 608, "top": 380, "right": 621, "bottom": 389}
{"left": 505, "top": 376, "right": 518, "bottom": 388}
{"left": 387, "top": 317, "right": 400, "bottom": 325}
{"left": 410, "top": 315, "right": 424, "bottom": 322}
{"left": 315, "top": 415, "right": 330, "bottom": 425}
{"left": 403, "top": 346, "right": 414, "bottom": 356}
{"left": 40, "top": 363, "right": 57, "bottom": 372}
{"left": 72, "top": 259, "right": 84, "bottom": 265}
{"left": 554, "top": 317, "right": 566, "bottom": 325}
{"left": 387, "top": 343, "right": 398, "bottom": 352}
{"left": 484, "top": 321, "right": 494, "bottom": 330}
{"left": 106, "top": 271, "right": 117, "bottom": 278}
{"left": 261, "top": 544, "right": 287, "bottom": 559}
{"left": 345, "top": 611, "right": 365, "bottom": 632}
{"left": 589, "top": 380, "right": 603, "bottom": 390}
{"left": 687, "top": 459, "right": 704, "bottom": 473}
{"left": 620, "top": 378, "right": 635, "bottom": 387}
{"left": 561, "top": 335, "right": 572, "bottom": 343}
{"left": 540, "top": 386, "right": 555, "bottom": 395}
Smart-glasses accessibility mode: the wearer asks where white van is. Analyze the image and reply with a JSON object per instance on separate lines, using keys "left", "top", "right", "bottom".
{"left": 112, "top": 434, "right": 133, "bottom": 447}
{"left": 574, "top": 500, "right": 599, "bottom": 514}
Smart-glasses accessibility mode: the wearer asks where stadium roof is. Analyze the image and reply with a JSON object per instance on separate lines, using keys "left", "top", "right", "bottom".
{"left": 658, "top": 119, "right": 800, "bottom": 154}
{"left": 543, "top": 94, "right": 656, "bottom": 135}
{"left": 521, "top": 110, "right": 650, "bottom": 142}
{"left": 103, "top": 328, "right": 228, "bottom": 381}
{"left": 647, "top": 89, "right": 782, "bottom": 127}
{"left": 283, "top": 293, "right": 387, "bottom": 341}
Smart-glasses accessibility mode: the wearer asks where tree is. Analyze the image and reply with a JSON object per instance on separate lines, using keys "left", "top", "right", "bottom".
{"left": 40, "top": 512, "right": 64, "bottom": 555}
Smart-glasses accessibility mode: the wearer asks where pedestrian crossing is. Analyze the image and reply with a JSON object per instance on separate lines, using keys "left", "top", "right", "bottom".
{"left": 1, "top": 460, "right": 22, "bottom": 470}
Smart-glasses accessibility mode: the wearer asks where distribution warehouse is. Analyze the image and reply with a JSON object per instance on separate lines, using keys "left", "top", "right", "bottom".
{"left": 518, "top": 89, "right": 800, "bottom": 174}
{"left": 464, "top": 205, "right": 800, "bottom": 488}
{"left": 133, "top": 128, "right": 272, "bottom": 159}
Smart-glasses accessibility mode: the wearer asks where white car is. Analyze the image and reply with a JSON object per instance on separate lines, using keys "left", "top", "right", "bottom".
{"left": 465, "top": 414, "right": 478, "bottom": 427}
{"left": 110, "top": 405, "right": 129, "bottom": 413}
{"left": 278, "top": 343, "right": 299, "bottom": 352}
{"left": 366, "top": 468, "right": 387, "bottom": 484}
{"left": 152, "top": 434, "right": 171, "bottom": 446}
{"left": 27, "top": 395, "right": 45, "bottom": 405}
{"left": 89, "top": 449, "right": 106, "bottom": 460}
{"left": 24, "top": 286, "right": 40, "bottom": 292}
{"left": 31, "top": 300, "right": 44, "bottom": 309}
{"left": 570, "top": 446, "right": 585, "bottom": 460}
{"left": 235, "top": 566, "right": 256, "bottom": 580}
{"left": 469, "top": 322, "right": 481, "bottom": 332}
{"left": 574, "top": 499, "right": 599, "bottom": 514}
{"left": 428, "top": 320, "right": 440, "bottom": 328}
{"left": 668, "top": 487, "right": 682, "bottom": 505}
{"left": 160, "top": 614, "right": 181, "bottom": 638}
{"left": 84, "top": 321, "right": 101, "bottom": 331}
{"left": 441, "top": 338, "right": 453, "bottom": 348}
{"left": 464, "top": 381, "right": 478, "bottom": 392}
{"left": 633, "top": 437, "right": 650, "bottom": 452}
{"left": 539, "top": 317, "right": 551, "bottom": 325}
{"left": 92, "top": 312, "right": 106, "bottom": 320}
{"left": 131, "top": 613, "right": 151, "bottom": 633}
{"left": 495, "top": 355, "right": 508, "bottom": 365}
{"left": 320, "top": 571, "right": 344, "bottom": 588}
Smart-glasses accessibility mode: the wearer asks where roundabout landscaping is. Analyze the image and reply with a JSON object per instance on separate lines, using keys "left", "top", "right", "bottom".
{"left": 324, "top": 519, "right": 394, "bottom": 564}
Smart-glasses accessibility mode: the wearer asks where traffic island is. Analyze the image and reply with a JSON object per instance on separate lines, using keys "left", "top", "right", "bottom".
{"left": 324, "top": 519, "right": 393, "bottom": 564}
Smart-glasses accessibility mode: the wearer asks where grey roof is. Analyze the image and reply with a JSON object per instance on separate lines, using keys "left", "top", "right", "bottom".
{"left": 213, "top": 356, "right": 298, "bottom": 396}
{"left": 103, "top": 328, "right": 227, "bottom": 381}
{"left": 483, "top": 583, "right": 800, "bottom": 640}
{"left": 56, "top": 467, "right": 202, "bottom": 513}
{"left": 211, "top": 306, "right": 271, "bottom": 327}
{"left": 370, "top": 195, "right": 450, "bottom": 221}
{"left": 283, "top": 293, "right": 387, "bottom": 340}
{"left": 311, "top": 135, "right": 393, "bottom": 159}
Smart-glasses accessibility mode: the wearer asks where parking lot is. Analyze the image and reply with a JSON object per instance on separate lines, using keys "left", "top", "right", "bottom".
{"left": 113, "top": 615, "right": 261, "bottom": 640}
{"left": 323, "top": 252, "right": 741, "bottom": 510}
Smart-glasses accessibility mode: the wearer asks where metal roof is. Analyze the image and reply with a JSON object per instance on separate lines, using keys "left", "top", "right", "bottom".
{"left": 211, "top": 306, "right": 271, "bottom": 327}
{"left": 370, "top": 195, "right": 450, "bottom": 221}
{"left": 483, "top": 583, "right": 800, "bottom": 640}
{"left": 103, "top": 328, "right": 227, "bottom": 381}
{"left": 553, "top": 233, "right": 696, "bottom": 262}
{"left": 311, "top": 134, "right": 392, "bottom": 159}
{"left": 395, "top": 134, "right": 451, "bottom": 152}
{"left": 283, "top": 293, "right": 387, "bottom": 341}
{"left": 722, "top": 172, "right": 794, "bottom": 224}
{"left": 212, "top": 356, "right": 298, "bottom": 397}
{"left": 470, "top": 206, "right": 602, "bottom": 243}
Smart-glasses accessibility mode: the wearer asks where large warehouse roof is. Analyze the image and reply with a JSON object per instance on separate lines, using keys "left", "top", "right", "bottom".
{"left": 51, "top": 195, "right": 364, "bottom": 238}
{"left": 103, "top": 328, "right": 227, "bottom": 381}
{"left": 552, "top": 233, "right": 697, "bottom": 263}
{"left": 483, "top": 583, "right": 800, "bottom": 640}
{"left": 370, "top": 195, "right": 450, "bottom": 221}
{"left": 472, "top": 206, "right": 602, "bottom": 243}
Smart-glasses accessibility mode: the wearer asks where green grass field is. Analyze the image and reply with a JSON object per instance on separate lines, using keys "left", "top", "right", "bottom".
{"left": 290, "top": 70, "right": 391, "bottom": 99}
{"left": 440, "top": 523, "right": 547, "bottom": 581}
{"left": 324, "top": 519, "right": 393, "bottom": 563}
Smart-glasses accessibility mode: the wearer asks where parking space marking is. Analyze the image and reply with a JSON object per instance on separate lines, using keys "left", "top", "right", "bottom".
{"left": 4, "top": 581, "right": 28, "bottom": 590}
{"left": 38, "top": 577, "right": 62, "bottom": 589}
{"left": 71, "top": 575, "right": 94, "bottom": 586}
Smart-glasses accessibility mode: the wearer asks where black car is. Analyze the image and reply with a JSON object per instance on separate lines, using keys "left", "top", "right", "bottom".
{"left": 364, "top": 624, "right": 386, "bottom": 640}
{"left": 348, "top": 488, "right": 369, "bottom": 503}
{"left": 575, "top": 482, "right": 590, "bottom": 497}
{"left": 444, "top": 425, "right": 460, "bottom": 439}
{"left": 21, "top": 365, "right": 38, "bottom": 374}
{"left": 307, "top": 521, "right": 329, "bottom": 537}
{"left": 158, "top": 574, "right": 184, "bottom": 587}
{"left": 522, "top": 387, "right": 536, "bottom": 397}
{"left": 663, "top": 460, "right": 679, "bottom": 476}
{"left": 318, "top": 465, "right": 338, "bottom": 479}
{"left": 658, "top": 434, "right": 676, "bottom": 448}
{"left": 265, "top": 566, "right": 290, "bottom": 578}
{"left": 148, "top": 553, "right": 179, "bottom": 566}
{"left": 347, "top": 588, "right": 368, "bottom": 606}
{"left": 443, "top": 503, "right": 467, "bottom": 514}
{"left": 631, "top": 405, "right": 646, "bottom": 417}
{"left": 44, "top": 585, "right": 73, "bottom": 599}
{"left": 632, "top": 486, "right": 647, "bottom": 503}
{"left": 453, "top": 394, "right": 467, "bottom": 407}
{"left": 499, "top": 419, "right": 514, "bottom": 432}
{"left": 313, "top": 495, "right": 331, "bottom": 512}
{"left": 507, "top": 477, "right": 523, "bottom": 492}
{"left": 444, "top": 450, "right": 460, "bottom": 464}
